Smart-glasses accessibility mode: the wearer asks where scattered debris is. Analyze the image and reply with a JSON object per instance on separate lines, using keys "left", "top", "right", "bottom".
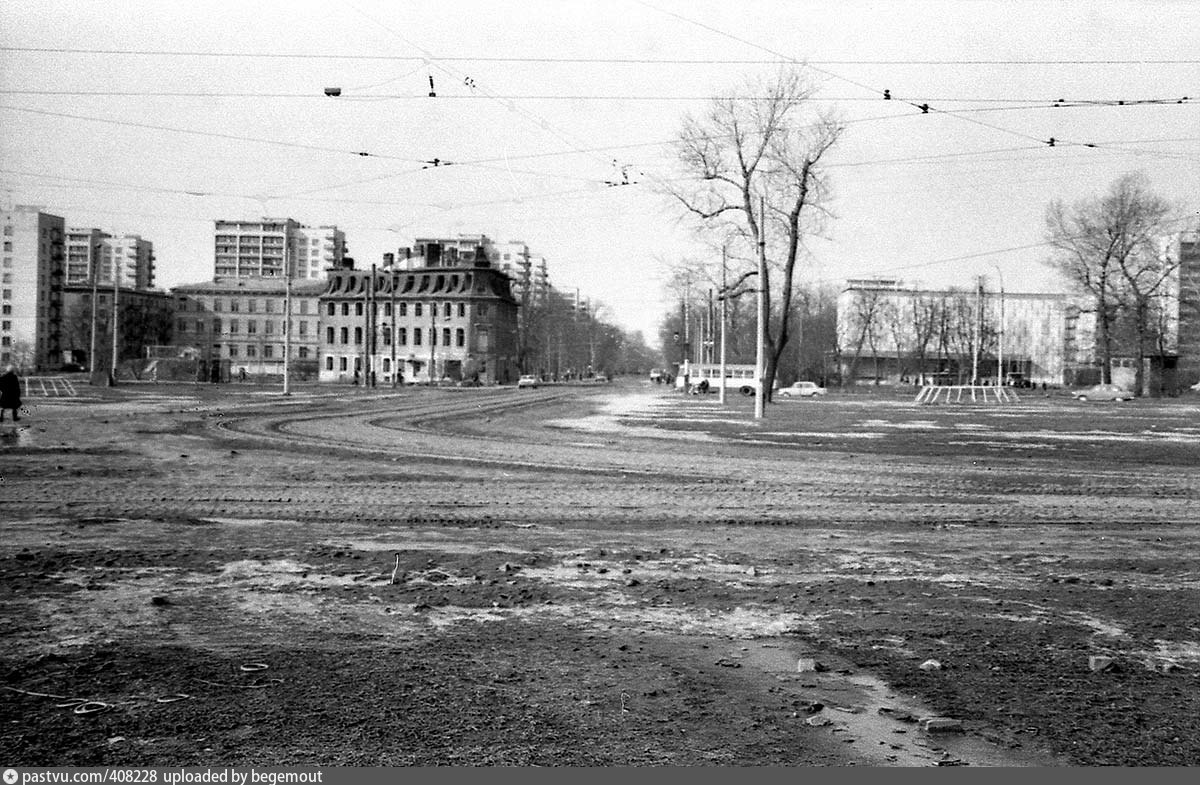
{"left": 919, "top": 659, "right": 943, "bottom": 671}
{"left": 878, "top": 707, "right": 919, "bottom": 723}
{"left": 714, "top": 658, "right": 742, "bottom": 668}
{"left": 805, "top": 715, "right": 832, "bottom": 727}
{"left": 1088, "top": 655, "right": 1117, "bottom": 673}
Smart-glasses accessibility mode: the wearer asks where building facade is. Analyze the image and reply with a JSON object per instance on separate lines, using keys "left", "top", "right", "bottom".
{"left": 213, "top": 218, "right": 345, "bottom": 280}
{"left": 1177, "top": 230, "right": 1200, "bottom": 383}
{"left": 835, "top": 279, "right": 1092, "bottom": 386}
{"left": 66, "top": 228, "right": 155, "bottom": 289}
{"left": 318, "top": 249, "right": 519, "bottom": 385}
{"left": 2, "top": 206, "right": 65, "bottom": 370}
{"left": 172, "top": 277, "right": 325, "bottom": 380}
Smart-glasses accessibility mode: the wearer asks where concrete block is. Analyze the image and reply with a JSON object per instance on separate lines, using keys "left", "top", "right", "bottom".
{"left": 1088, "top": 655, "right": 1116, "bottom": 672}
{"left": 919, "top": 659, "right": 942, "bottom": 671}
{"left": 919, "top": 717, "right": 964, "bottom": 733}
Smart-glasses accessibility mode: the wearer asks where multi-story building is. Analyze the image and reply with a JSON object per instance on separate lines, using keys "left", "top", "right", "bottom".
{"left": 172, "top": 277, "right": 325, "bottom": 380}
{"left": 319, "top": 243, "right": 519, "bottom": 385}
{"left": 835, "top": 278, "right": 1092, "bottom": 386}
{"left": 58, "top": 284, "right": 175, "bottom": 371}
{"left": 1177, "top": 231, "right": 1200, "bottom": 381}
{"left": 2, "top": 206, "right": 65, "bottom": 370}
{"left": 213, "top": 218, "right": 345, "bottom": 280}
{"left": 65, "top": 228, "right": 155, "bottom": 289}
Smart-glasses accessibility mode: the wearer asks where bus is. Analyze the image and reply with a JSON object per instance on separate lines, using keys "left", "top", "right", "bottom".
{"left": 674, "top": 361, "right": 771, "bottom": 396}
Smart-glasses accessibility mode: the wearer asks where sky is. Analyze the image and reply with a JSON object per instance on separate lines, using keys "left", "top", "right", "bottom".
{"left": 2, "top": 0, "right": 1198, "bottom": 347}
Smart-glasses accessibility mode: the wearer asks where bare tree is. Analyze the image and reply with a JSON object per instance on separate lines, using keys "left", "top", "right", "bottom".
{"left": 1046, "top": 172, "right": 1177, "bottom": 388}
{"left": 669, "top": 67, "right": 843, "bottom": 401}
{"left": 840, "top": 286, "right": 885, "bottom": 386}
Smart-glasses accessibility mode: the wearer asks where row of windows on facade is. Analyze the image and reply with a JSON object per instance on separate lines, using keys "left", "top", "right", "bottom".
{"left": 178, "top": 318, "right": 311, "bottom": 335}
{"left": 325, "top": 356, "right": 414, "bottom": 373}
{"left": 177, "top": 299, "right": 487, "bottom": 319}
{"left": 215, "top": 344, "right": 310, "bottom": 359}
{"left": 325, "top": 325, "right": 467, "bottom": 348}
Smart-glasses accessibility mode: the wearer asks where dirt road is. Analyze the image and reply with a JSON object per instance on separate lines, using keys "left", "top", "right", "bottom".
{"left": 2, "top": 381, "right": 1198, "bottom": 766}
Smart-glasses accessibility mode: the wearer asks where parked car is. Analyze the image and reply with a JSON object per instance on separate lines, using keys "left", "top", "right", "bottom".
{"left": 1072, "top": 383, "right": 1134, "bottom": 401}
{"left": 1190, "top": 380, "right": 1200, "bottom": 393}
{"left": 517, "top": 374, "right": 539, "bottom": 389}
{"left": 778, "top": 380, "right": 827, "bottom": 398}
{"left": 593, "top": 374, "right": 609, "bottom": 383}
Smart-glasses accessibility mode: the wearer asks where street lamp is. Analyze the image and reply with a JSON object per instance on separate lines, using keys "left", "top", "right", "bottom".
{"left": 109, "top": 245, "right": 119, "bottom": 386}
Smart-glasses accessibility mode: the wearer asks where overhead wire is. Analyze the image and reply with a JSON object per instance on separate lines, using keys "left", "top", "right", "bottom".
{"left": 3, "top": 46, "right": 1198, "bottom": 65}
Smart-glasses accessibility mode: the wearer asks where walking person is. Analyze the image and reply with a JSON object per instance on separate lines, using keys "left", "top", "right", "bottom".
{"left": 0, "top": 365, "right": 22, "bottom": 423}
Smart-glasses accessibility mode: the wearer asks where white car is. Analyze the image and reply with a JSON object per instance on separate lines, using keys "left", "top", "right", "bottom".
{"left": 517, "top": 375, "right": 539, "bottom": 389}
{"left": 1190, "top": 380, "right": 1200, "bottom": 392}
{"left": 778, "top": 381, "right": 827, "bottom": 398}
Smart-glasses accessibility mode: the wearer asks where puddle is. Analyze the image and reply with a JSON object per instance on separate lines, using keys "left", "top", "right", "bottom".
{"left": 736, "top": 641, "right": 1063, "bottom": 767}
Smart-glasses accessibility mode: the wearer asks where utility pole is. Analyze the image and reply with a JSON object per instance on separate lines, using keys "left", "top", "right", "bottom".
{"left": 429, "top": 300, "right": 435, "bottom": 383}
{"left": 282, "top": 241, "right": 292, "bottom": 396}
{"left": 754, "top": 196, "right": 766, "bottom": 420}
{"left": 990, "top": 264, "right": 1005, "bottom": 385}
{"left": 390, "top": 265, "right": 398, "bottom": 388}
{"left": 368, "top": 264, "right": 376, "bottom": 388}
{"left": 971, "top": 275, "right": 983, "bottom": 385}
{"left": 88, "top": 243, "right": 100, "bottom": 385}
{"left": 109, "top": 246, "right": 119, "bottom": 386}
{"left": 719, "top": 248, "right": 728, "bottom": 406}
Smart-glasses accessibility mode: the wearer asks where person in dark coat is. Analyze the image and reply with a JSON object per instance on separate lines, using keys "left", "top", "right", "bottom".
{"left": 0, "top": 365, "right": 21, "bottom": 422}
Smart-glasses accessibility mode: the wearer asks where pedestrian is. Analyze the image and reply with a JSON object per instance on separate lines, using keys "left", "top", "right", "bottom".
{"left": 0, "top": 365, "right": 21, "bottom": 423}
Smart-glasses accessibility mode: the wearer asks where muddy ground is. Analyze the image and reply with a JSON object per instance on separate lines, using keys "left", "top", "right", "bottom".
{"left": 1, "top": 380, "right": 1198, "bottom": 766}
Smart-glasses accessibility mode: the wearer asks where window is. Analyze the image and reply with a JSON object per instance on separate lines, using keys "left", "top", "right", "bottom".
{"left": 382, "top": 330, "right": 391, "bottom": 346}
{"left": 298, "top": 347, "right": 309, "bottom": 359}
{"left": 264, "top": 321, "right": 273, "bottom": 335}
{"left": 230, "top": 299, "right": 240, "bottom": 313}
{"left": 298, "top": 321, "right": 307, "bottom": 336}
{"left": 247, "top": 320, "right": 258, "bottom": 334}
{"left": 212, "top": 318, "right": 221, "bottom": 333}
{"left": 478, "top": 304, "right": 488, "bottom": 316}
{"left": 399, "top": 303, "right": 407, "bottom": 317}
{"left": 246, "top": 345, "right": 257, "bottom": 357}
{"left": 248, "top": 299, "right": 257, "bottom": 313}
{"left": 341, "top": 303, "right": 349, "bottom": 316}
{"left": 340, "top": 327, "right": 348, "bottom": 344}
{"left": 354, "top": 326, "right": 362, "bottom": 344}
{"left": 265, "top": 299, "right": 274, "bottom": 313}
{"left": 327, "top": 303, "right": 335, "bottom": 316}
{"left": 326, "top": 356, "right": 334, "bottom": 370}
{"left": 300, "top": 301, "right": 309, "bottom": 315}
{"left": 229, "top": 319, "right": 239, "bottom": 334}
{"left": 430, "top": 328, "right": 436, "bottom": 346}
{"left": 442, "top": 327, "right": 451, "bottom": 346}
{"left": 458, "top": 302, "right": 465, "bottom": 317}
{"left": 263, "top": 345, "right": 274, "bottom": 359}
{"left": 398, "top": 327, "right": 407, "bottom": 345}
{"left": 444, "top": 303, "right": 451, "bottom": 318}
{"left": 326, "top": 326, "right": 335, "bottom": 344}
{"left": 415, "top": 303, "right": 422, "bottom": 317}
{"left": 2, "top": 290, "right": 10, "bottom": 300}
{"left": 213, "top": 299, "right": 223, "bottom": 312}
{"left": 177, "top": 319, "right": 187, "bottom": 332}
{"left": 339, "top": 357, "right": 347, "bottom": 371}
{"left": 413, "top": 327, "right": 422, "bottom": 346}
{"left": 195, "top": 320, "right": 205, "bottom": 333}
{"left": 456, "top": 328, "right": 465, "bottom": 347}
{"left": 383, "top": 358, "right": 390, "bottom": 372}
{"left": 228, "top": 346, "right": 238, "bottom": 358}
{"left": 355, "top": 302, "right": 363, "bottom": 316}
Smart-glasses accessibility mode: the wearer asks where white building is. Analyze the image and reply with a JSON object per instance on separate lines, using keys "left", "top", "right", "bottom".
{"left": 66, "top": 228, "right": 155, "bottom": 289}
{"left": 2, "top": 206, "right": 65, "bottom": 370}
{"left": 213, "top": 218, "right": 345, "bottom": 280}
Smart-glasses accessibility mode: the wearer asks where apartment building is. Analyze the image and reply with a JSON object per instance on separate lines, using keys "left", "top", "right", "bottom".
{"left": 213, "top": 218, "right": 345, "bottom": 280}
{"left": 65, "top": 228, "right": 155, "bottom": 289}
{"left": 2, "top": 206, "right": 65, "bottom": 370}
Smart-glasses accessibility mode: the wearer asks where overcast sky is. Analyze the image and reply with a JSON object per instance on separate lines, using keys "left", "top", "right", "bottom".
{"left": 2, "top": 0, "right": 1198, "bottom": 346}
